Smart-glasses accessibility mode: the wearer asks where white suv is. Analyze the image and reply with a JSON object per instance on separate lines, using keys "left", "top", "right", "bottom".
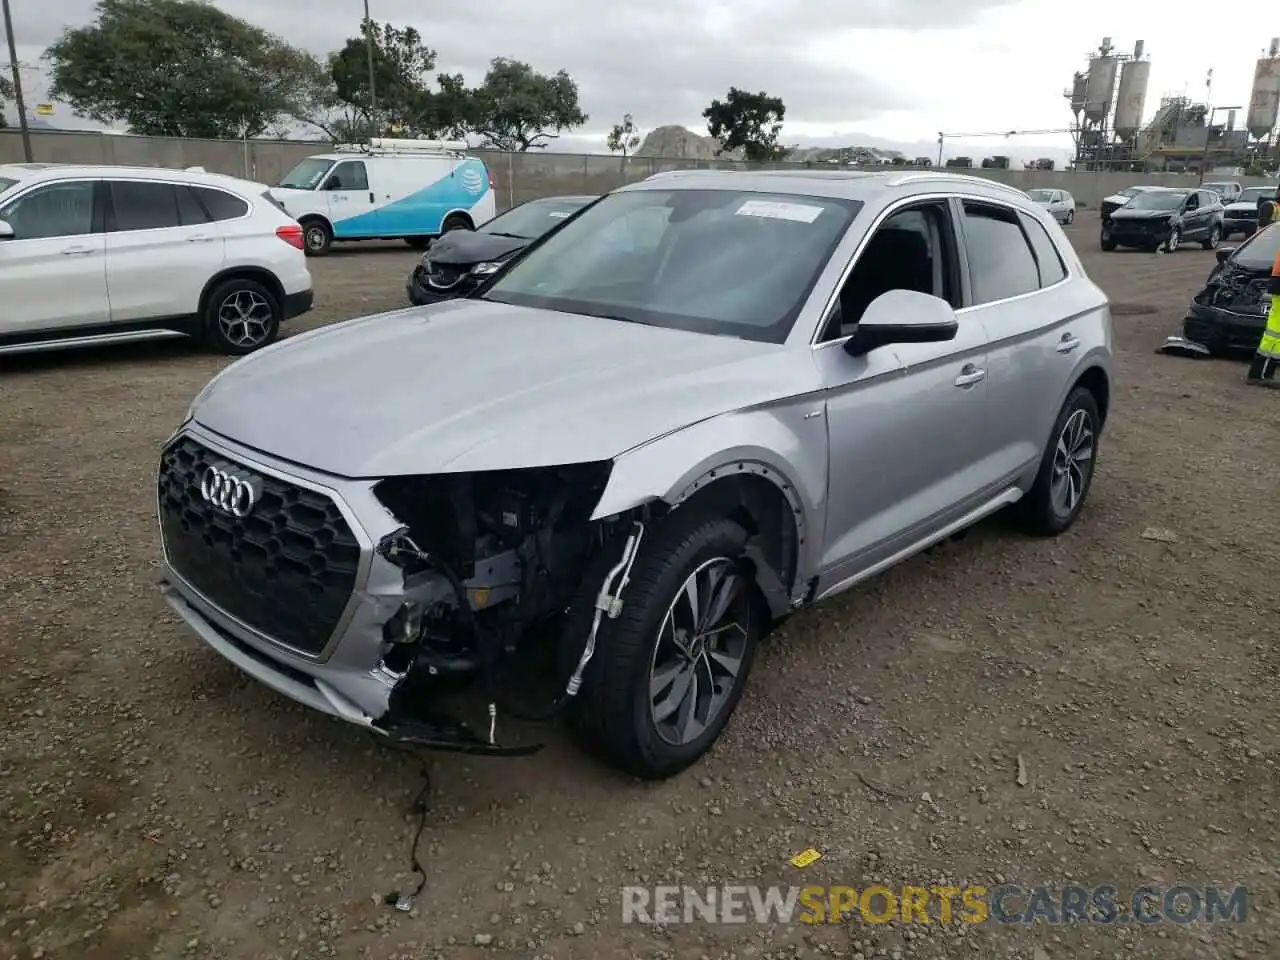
{"left": 0, "top": 163, "right": 314, "bottom": 356}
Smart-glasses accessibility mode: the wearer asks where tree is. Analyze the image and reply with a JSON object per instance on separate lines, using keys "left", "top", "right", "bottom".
{"left": 44, "top": 0, "right": 317, "bottom": 138}
{"left": 469, "top": 58, "right": 587, "bottom": 151}
{"left": 703, "top": 87, "right": 789, "bottom": 162}
{"left": 607, "top": 113, "right": 641, "bottom": 157}
{"left": 329, "top": 19, "right": 433, "bottom": 139}
{"left": 0, "top": 75, "right": 13, "bottom": 129}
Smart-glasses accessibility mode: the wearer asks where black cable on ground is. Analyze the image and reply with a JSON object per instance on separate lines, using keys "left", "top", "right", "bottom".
{"left": 369, "top": 735, "right": 433, "bottom": 910}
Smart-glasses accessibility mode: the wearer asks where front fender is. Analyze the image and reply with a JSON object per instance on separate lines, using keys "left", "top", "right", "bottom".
{"left": 589, "top": 402, "right": 829, "bottom": 586}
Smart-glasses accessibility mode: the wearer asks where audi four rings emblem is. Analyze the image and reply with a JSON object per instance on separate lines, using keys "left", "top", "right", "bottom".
{"left": 200, "top": 464, "right": 262, "bottom": 517}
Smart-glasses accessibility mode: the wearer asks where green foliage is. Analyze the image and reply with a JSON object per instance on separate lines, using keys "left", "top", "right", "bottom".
{"left": 469, "top": 58, "right": 588, "bottom": 151}
{"left": 0, "top": 74, "right": 13, "bottom": 128}
{"left": 703, "top": 88, "right": 789, "bottom": 162}
{"left": 44, "top": 0, "right": 318, "bottom": 138}
{"left": 607, "top": 113, "right": 641, "bottom": 157}
{"left": 39, "top": 1, "right": 588, "bottom": 149}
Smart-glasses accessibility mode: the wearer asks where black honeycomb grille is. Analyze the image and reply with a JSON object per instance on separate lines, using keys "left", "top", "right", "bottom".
{"left": 157, "top": 436, "right": 361, "bottom": 656}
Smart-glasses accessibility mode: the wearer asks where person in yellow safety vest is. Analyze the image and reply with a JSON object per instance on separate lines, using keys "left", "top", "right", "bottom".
{"left": 1246, "top": 244, "right": 1280, "bottom": 386}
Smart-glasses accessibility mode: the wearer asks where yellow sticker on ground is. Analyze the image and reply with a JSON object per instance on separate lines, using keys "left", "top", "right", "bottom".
{"left": 790, "top": 848, "right": 823, "bottom": 868}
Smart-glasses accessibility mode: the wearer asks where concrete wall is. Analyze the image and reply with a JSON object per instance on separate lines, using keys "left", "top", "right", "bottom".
{"left": 2, "top": 128, "right": 1270, "bottom": 212}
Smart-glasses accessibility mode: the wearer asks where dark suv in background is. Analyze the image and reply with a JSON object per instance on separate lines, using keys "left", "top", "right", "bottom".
{"left": 1101, "top": 187, "right": 1224, "bottom": 253}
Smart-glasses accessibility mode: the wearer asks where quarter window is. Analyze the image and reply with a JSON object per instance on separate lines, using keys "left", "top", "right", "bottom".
{"left": 961, "top": 202, "right": 1040, "bottom": 304}
{"left": 175, "top": 185, "right": 211, "bottom": 225}
{"left": 192, "top": 187, "right": 249, "bottom": 221}
{"left": 0, "top": 181, "right": 95, "bottom": 239}
{"left": 1017, "top": 212, "right": 1068, "bottom": 287}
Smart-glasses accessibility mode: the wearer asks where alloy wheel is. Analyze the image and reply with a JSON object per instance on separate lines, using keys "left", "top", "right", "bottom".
{"left": 1208, "top": 225, "right": 1221, "bottom": 249}
{"left": 305, "top": 226, "right": 327, "bottom": 252}
{"left": 1050, "top": 409, "right": 1094, "bottom": 517}
{"left": 648, "top": 557, "right": 751, "bottom": 746}
{"left": 217, "top": 290, "right": 274, "bottom": 349}
{"left": 1164, "top": 228, "right": 1181, "bottom": 252}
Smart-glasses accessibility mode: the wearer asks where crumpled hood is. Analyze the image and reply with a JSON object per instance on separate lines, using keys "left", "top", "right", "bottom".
{"left": 192, "top": 300, "right": 813, "bottom": 478}
{"left": 426, "top": 230, "right": 527, "bottom": 265}
{"left": 1109, "top": 207, "right": 1172, "bottom": 221}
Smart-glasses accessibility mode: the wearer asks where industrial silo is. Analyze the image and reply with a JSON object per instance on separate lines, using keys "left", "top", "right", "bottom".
{"left": 1084, "top": 44, "right": 1118, "bottom": 125}
{"left": 1113, "top": 41, "right": 1150, "bottom": 140}
{"left": 1246, "top": 39, "right": 1280, "bottom": 139}
{"left": 1069, "top": 72, "right": 1088, "bottom": 118}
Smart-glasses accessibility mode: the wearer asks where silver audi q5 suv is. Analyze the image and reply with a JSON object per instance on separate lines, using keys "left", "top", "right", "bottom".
{"left": 158, "top": 170, "right": 1114, "bottom": 780}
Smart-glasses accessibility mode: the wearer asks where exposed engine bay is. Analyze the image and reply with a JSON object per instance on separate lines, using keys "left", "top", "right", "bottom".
{"left": 367, "top": 462, "right": 643, "bottom": 754}
{"left": 1197, "top": 259, "right": 1272, "bottom": 315}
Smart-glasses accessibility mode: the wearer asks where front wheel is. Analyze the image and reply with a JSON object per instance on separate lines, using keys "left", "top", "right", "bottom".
{"left": 564, "top": 514, "right": 760, "bottom": 780}
{"left": 300, "top": 218, "right": 333, "bottom": 257}
{"left": 1202, "top": 224, "right": 1222, "bottom": 250}
{"left": 1017, "top": 387, "right": 1101, "bottom": 536}
{"left": 1100, "top": 232, "right": 1117, "bottom": 252}
{"left": 1163, "top": 227, "right": 1181, "bottom": 253}
{"left": 202, "top": 278, "right": 281, "bottom": 356}
{"left": 1065, "top": 209, "right": 1075, "bottom": 224}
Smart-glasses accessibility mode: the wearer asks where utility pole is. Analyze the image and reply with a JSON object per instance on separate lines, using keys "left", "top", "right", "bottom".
{"left": 2, "top": 0, "right": 32, "bottom": 162}
{"left": 363, "top": 0, "right": 377, "bottom": 140}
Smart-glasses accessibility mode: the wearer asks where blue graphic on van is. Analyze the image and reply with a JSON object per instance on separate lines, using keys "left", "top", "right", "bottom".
{"left": 332, "top": 159, "right": 491, "bottom": 238}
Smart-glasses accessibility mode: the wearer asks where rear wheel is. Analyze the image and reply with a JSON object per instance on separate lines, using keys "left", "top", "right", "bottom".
{"left": 1065, "top": 209, "right": 1075, "bottom": 224}
{"left": 563, "top": 513, "right": 761, "bottom": 780}
{"left": 441, "top": 213, "right": 472, "bottom": 235}
{"left": 300, "top": 218, "right": 332, "bottom": 257}
{"left": 1202, "top": 223, "right": 1222, "bottom": 250}
{"left": 202, "top": 278, "right": 281, "bottom": 356}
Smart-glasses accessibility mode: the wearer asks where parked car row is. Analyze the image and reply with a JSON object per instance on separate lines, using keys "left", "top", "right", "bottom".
{"left": 156, "top": 169, "right": 1116, "bottom": 781}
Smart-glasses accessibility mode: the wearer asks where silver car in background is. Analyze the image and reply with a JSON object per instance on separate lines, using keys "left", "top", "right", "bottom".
{"left": 1026, "top": 187, "right": 1076, "bottom": 224}
{"left": 158, "top": 170, "right": 1114, "bottom": 781}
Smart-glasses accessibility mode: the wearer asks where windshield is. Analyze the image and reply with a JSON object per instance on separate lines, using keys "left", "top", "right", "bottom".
{"left": 1026, "top": 189, "right": 1053, "bottom": 201}
{"left": 0, "top": 177, "right": 15, "bottom": 193}
{"left": 481, "top": 197, "right": 594, "bottom": 239}
{"left": 277, "top": 158, "right": 335, "bottom": 190}
{"left": 1240, "top": 187, "right": 1272, "bottom": 203}
{"left": 1126, "top": 191, "right": 1185, "bottom": 211}
{"left": 1202, "top": 183, "right": 1232, "bottom": 194}
{"left": 1230, "top": 222, "right": 1280, "bottom": 266}
{"left": 1117, "top": 187, "right": 1142, "bottom": 199}
{"left": 482, "top": 188, "right": 861, "bottom": 344}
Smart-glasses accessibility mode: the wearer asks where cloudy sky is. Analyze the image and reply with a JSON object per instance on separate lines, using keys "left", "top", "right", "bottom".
{"left": 5, "top": 0, "right": 1279, "bottom": 154}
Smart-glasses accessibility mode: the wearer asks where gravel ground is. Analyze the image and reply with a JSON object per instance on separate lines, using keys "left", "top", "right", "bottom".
{"left": 0, "top": 225, "right": 1276, "bottom": 960}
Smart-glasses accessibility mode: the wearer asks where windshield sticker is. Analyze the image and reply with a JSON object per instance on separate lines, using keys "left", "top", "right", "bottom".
{"left": 548, "top": 211, "right": 570, "bottom": 218}
{"left": 735, "top": 200, "right": 824, "bottom": 223}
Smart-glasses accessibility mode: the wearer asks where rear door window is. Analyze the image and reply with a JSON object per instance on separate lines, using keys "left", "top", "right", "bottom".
{"left": 1017, "top": 212, "right": 1068, "bottom": 287}
{"left": 109, "top": 181, "right": 182, "bottom": 232}
{"left": 961, "top": 202, "right": 1040, "bottom": 304}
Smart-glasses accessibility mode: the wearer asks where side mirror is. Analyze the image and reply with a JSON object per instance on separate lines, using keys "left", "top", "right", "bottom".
{"left": 844, "top": 289, "right": 959, "bottom": 357}
{"left": 0, "top": 219, "right": 13, "bottom": 240}
{"left": 1216, "top": 246, "right": 1235, "bottom": 264}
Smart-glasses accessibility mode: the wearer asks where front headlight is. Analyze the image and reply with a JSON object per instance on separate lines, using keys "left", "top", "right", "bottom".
{"left": 470, "top": 261, "right": 501, "bottom": 277}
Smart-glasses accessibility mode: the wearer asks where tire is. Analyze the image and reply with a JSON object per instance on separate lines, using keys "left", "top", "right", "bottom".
{"left": 1065, "top": 209, "right": 1075, "bottom": 224}
{"left": 441, "top": 213, "right": 472, "bottom": 235}
{"left": 1163, "top": 227, "right": 1181, "bottom": 253}
{"left": 1202, "top": 223, "right": 1222, "bottom": 250}
{"left": 405, "top": 237, "right": 431, "bottom": 250}
{"left": 1017, "top": 387, "right": 1101, "bottom": 537}
{"left": 562, "top": 513, "right": 761, "bottom": 780}
{"left": 300, "top": 218, "right": 332, "bottom": 257}
{"left": 1100, "top": 233, "right": 1117, "bottom": 252}
{"left": 202, "top": 278, "right": 281, "bottom": 356}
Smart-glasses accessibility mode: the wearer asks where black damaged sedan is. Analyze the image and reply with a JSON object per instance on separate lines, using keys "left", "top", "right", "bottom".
{"left": 1184, "top": 223, "right": 1279, "bottom": 354}
{"left": 407, "top": 195, "right": 595, "bottom": 305}
{"left": 1101, "top": 186, "right": 1224, "bottom": 253}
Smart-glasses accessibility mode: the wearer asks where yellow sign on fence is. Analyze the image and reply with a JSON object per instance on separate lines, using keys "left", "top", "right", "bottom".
{"left": 34, "top": 103, "right": 54, "bottom": 116}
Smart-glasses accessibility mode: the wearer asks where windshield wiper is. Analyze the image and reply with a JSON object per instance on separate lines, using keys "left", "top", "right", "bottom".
{"left": 484, "top": 231, "right": 529, "bottom": 240}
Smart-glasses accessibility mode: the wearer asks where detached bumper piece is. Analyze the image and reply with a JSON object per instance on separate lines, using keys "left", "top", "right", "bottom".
{"left": 375, "top": 713, "right": 543, "bottom": 756}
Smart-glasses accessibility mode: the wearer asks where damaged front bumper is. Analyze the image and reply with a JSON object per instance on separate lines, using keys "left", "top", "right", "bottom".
{"left": 156, "top": 422, "right": 541, "bottom": 756}
{"left": 1183, "top": 300, "right": 1267, "bottom": 353}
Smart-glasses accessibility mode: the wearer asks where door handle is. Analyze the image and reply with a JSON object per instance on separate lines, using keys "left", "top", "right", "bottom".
{"left": 60, "top": 246, "right": 94, "bottom": 256}
{"left": 1056, "top": 334, "right": 1081, "bottom": 354}
{"left": 186, "top": 235, "right": 214, "bottom": 243}
{"left": 369, "top": 191, "right": 375, "bottom": 203}
{"left": 954, "top": 366, "right": 986, "bottom": 387}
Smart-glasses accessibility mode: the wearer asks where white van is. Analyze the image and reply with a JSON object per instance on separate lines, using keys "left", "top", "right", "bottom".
{"left": 270, "top": 139, "right": 496, "bottom": 256}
